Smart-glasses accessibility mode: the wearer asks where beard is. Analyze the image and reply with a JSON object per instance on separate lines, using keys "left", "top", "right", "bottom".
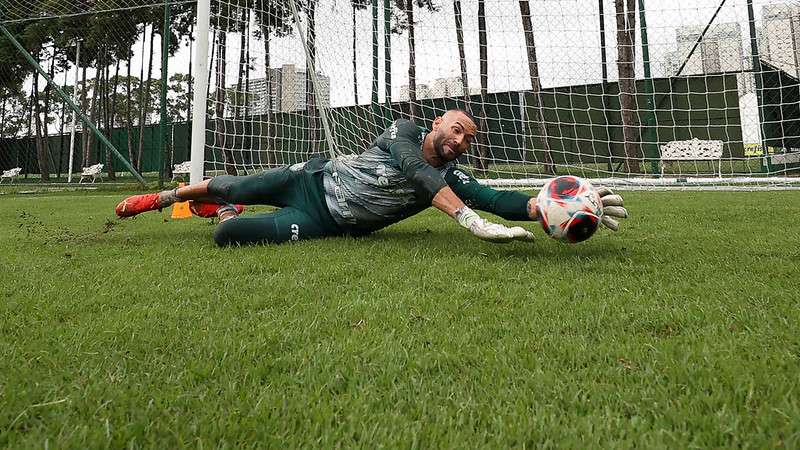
{"left": 433, "top": 131, "right": 453, "bottom": 162}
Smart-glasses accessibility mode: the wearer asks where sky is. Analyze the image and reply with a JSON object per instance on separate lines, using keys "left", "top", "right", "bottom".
{"left": 10, "top": 0, "right": 800, "bottom": 143}
{"left": 22, "top": 0, "right": 797, "bottom": 104}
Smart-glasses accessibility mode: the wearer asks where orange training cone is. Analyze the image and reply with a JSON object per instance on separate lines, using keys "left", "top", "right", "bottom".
{"left": 171, "top": 183, "right": 192, "bottom": 219}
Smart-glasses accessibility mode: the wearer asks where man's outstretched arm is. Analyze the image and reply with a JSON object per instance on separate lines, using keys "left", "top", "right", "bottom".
{"left": 444, "top": 167, "right": 628, "bottom": 232}
{"left": 431, "top": 185, "right": 534, "bottom": 243}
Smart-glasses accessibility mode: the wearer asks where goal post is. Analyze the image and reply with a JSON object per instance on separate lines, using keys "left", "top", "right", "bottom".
{"left": 184, "top": 0, "right": 800, "bottom": 189}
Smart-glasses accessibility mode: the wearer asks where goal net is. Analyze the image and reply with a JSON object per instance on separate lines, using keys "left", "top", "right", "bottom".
{"left": 189, "top": 0, "right": 800, "bottom": 189}
{"left": 3, "top": 1, "right": 799, "bottom": 189}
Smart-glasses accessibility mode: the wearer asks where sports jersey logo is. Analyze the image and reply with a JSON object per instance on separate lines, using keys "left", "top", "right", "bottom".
{"left": 388, "top": 122, "right": 398, "bottom": 139}
{"left": 376, "top": 164, "right": 390, "bottom": 186}
{"left": 453, "top": 169, "right": 470, "bottom": 185}
{"left": 290, "top": 224, "right": 300, "bottom": 241}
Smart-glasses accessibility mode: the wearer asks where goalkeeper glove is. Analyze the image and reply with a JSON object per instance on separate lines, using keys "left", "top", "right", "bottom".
{"left": 596, "top": 186, "right": 629, "bottom": 231}
{"left": 455, "top": 206, "right": 535, "bottom": 243}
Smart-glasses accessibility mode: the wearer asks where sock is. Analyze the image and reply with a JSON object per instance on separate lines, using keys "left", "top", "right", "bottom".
{"left": 158, "top": 189, "right": 180, "bottom": 207}
{"left": 217, "top": 204, "right": 239, "bottom": 222}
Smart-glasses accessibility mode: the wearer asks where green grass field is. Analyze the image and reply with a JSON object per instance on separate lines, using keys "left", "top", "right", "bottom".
{"left": 1, "top": 189, "right": 799, "bottom": 448}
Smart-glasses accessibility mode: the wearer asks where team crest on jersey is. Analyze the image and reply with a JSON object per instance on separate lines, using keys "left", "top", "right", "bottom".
{"left": 452, "top": 169, "right": 470, "bottom": 185}
{"left": 376, "top": 164, "right": 390, "bottom": 186}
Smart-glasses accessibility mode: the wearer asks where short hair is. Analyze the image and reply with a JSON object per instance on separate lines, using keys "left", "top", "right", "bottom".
{"left": 446, "top": 108, "right": 478, "bottom": 128}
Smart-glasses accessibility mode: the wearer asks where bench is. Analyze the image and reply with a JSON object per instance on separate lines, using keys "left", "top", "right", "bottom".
{"left": 0, "top": 167, "right": 22, "bottom": 184}
{"left": 660, "top": 138, "right": 723, "bottom": 177}
{"left": 171, "top": 161, "right": 192, "bottom": 182}
{"left": 79, "top": 163, "right": 104, "bottom": 183}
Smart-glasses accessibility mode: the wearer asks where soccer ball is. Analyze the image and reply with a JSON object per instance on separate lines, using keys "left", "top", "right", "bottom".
{"left": 535, "top": 176, "right": 603, "bottom": 243}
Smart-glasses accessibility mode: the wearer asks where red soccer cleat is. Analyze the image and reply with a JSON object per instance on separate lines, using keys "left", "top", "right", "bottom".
{"left": 115, "top": 193, "right": 162, "bottom": 218}
{"left": 189, "top": 201, "right": 244, "bottom": 218}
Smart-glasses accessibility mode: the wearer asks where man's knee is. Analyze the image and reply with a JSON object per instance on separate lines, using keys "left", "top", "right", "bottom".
{"left": 207, "top": 175, "right": 238, "bottom": 202}
{"left": 213, "top": 217, "right": 241, "bottom": 247}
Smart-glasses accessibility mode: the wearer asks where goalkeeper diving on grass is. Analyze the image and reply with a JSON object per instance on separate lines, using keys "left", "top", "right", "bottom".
{"left": 115, "top": 109, "right": 627, "bottom": 246}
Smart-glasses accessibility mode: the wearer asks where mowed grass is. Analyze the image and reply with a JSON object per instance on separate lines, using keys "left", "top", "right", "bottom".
{"left": 1, "top": 190, "right": 799, "bottom": 449}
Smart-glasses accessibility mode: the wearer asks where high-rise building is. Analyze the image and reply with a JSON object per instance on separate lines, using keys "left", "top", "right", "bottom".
{"left": 399, "top": 76, "right": 477, "bottom": 101}
{"left": 760, "top": 3, "right": 800, "bottom": 77}
{"left": 243, "top": 64, "right": 331, "bottom": 115}
{"left": 666, "top": 23, "right": 745, "bottom": 76}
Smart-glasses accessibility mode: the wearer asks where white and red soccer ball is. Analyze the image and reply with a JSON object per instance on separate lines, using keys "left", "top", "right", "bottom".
{"left": 536, "top": 176, "right": 603, "bottom": 243}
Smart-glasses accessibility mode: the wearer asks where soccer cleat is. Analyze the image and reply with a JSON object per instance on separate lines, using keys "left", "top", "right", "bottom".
{"left": 115, "top": 193, "right": 162, "bottom": 218}
{"left": 189, "top": 201, "right": 244, "bottom": 218}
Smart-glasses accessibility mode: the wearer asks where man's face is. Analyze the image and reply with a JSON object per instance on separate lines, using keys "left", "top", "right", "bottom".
{"left": 431, "top": 111, "right": 478, "bottom": 163}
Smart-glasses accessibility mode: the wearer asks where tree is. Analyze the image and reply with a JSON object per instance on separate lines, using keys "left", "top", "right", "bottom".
{"left": 518, "top": 0, "right": 555, "bottom": 174}
{"left": 254, "top": 0, "right": 294, "bottom": 166}
{"left": 167, "top": 73, "right": 193, "bottom": 122}
{"left": 475, "top": 0, "right": 489, "bottom": 171}
{"left": 351, "top": 0, "right": 369, "bottom": 105}
{"left": 306, "top": 0, "right": 319, "bottom": 154}
{"left": 394, "top": 0, "right": 439, "bottom": 121}
{"left": 453, "top": 0, "right": 469, "bottom": 108}
{"left": 614, "top": 0, "right": 639, "bottom": 173}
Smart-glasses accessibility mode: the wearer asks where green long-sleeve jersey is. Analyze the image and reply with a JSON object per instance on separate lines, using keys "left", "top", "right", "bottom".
{"left": 322, "top": 119, "right": 532, "bottom": 233}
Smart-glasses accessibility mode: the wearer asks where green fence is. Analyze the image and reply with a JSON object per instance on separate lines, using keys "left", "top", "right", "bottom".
{"left": 0, "top": 72, "right": 749, "bottom": 177}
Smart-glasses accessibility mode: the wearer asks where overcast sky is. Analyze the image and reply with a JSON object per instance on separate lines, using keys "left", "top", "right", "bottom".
{"left": 25, "top": 0, "right": 793, "bottom": 107}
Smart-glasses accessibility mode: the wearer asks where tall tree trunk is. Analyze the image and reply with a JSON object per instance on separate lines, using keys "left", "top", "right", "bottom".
{"left": 58, "top": 67, "right": 69, "bottom": 177}
{"left": 233, "top": 9, "right": 248, "bottom": 166}
{"left": 42, "top": 50, "right": 57, "bottom": 178}
{"left": 33, "top": 74, "right": 51, "bottom": 181}
{"left": 307, "top": 0, "right": 319, "bottom": 154}
{"left": 245, "top": 9, "right": 252, "bottom": 167}
{"left": 187, "top": 18, "right": 194, "bottom": 156}
{"left": 244, "top": 7, "right": 251, "bottom": 122}
{"left": 79, "top": 66, "right": 88, "bottom": 168}
{"left": 264, "top": 18, "right": 276, "bottom": 166}
{"left": 615, "top": 0, "right": 639, "bottom": 173}
{"left": 235, "top": 10, "right": 247, "bottom": 131}
{"left": 352, "top": 4, "right": 368, "bottom": 150}
{"left": 1, "top": 97, "right": 7, "bottom": 139}
{"left": 85, "top": 72, "right": 100, "bottom": 165}
{"left": 138, "top": 24, "right": 156, "bottom": 171}
{"left": 519, "top": 0, "right": 555, "bottom": 174}
{"left": 107, "top": 57, "right": 121, "bottom": 180}
{"left": 126, "top": 57, "right": 135, "bottom": 167}
{"left": 454, "top": 0, "right": 470, "bottom": 108}
{"left": 406, "top": 0, "right": 419, "bottom": 121}
{"left": 26, "top": 90, "right": 35, "bottom": 177}
{"left": 475, "top": 0, "right": 489, "bottom": 171}
{"left": 97, "top": 50, "right": 106, "bottom": 169}
{"left": 353, "top": 6, "right": 359, "bottom": 106}
{"left": 215, "top": 30, "right": 237, "bottom": 175}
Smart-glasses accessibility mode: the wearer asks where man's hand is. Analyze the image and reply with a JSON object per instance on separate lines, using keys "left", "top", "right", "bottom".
{"left": 455, "top": 206, "right": 535, "bottom": 243}
{"left": 596, "top": 186, "right": 628, "bottom": 231}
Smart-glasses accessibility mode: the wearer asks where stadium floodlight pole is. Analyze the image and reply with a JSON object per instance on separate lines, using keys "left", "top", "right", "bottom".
{"left": 189, "top": 0, "right": 211, "bottom": 184}
{"left": 0, "top": 22, "right": 146, "bottom": 185}
{"left": 67, "top": 39, "right": 82, "bottom": 183}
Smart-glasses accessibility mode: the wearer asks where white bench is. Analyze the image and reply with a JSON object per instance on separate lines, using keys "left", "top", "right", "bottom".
{"left": 0, "top": 167, "right": 22, "bottom": 184}
{"left": 660, "top": 138, "right": 723, "bottom": 177}
{"left": 79, "top": 163, "right": 104, "bottom": 183}
{"left": 171, "top": 161, "right": 192, "bottom": 182}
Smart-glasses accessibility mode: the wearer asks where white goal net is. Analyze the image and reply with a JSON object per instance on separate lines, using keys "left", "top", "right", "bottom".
{"left": 8, "top": 0, "right": 796, "bottom": 189}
